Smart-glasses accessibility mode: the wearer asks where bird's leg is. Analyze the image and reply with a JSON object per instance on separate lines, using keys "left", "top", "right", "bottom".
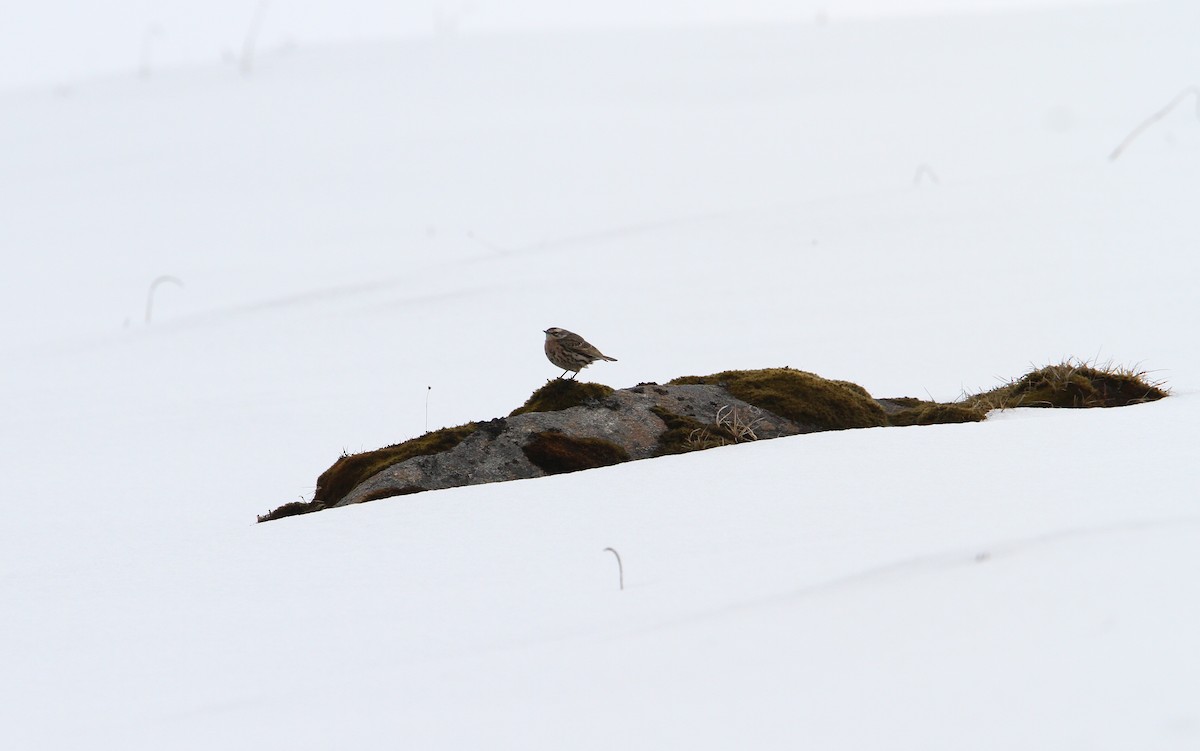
{"left": 558, "top": 370, "right": 568, "bottom": 379}
{"left": 568, "top": 371, "right": 578, "bottom": 380}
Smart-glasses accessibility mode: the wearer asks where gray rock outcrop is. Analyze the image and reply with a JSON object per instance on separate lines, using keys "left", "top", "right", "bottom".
{"left": 335, "top": 382, "right": 820, "bottom": 507}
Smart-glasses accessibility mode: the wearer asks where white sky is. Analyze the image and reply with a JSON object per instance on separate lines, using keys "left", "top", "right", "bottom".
{"left": 0, "top": 0, "right": 1131, "bottom": 91}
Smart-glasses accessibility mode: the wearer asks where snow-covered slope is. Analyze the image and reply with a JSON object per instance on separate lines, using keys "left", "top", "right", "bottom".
{"left": 2, "top": 1, "right": 1199, "bottom": 748}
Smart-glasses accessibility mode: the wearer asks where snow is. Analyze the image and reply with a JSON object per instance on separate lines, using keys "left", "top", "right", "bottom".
{"left": 3, "top": 1, "right": 1200, "bottom": 748}
{"left": 0, "top": 0, "right": 1143, "bottom": 91}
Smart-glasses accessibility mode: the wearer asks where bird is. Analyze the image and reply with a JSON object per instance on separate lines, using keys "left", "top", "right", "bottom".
{"left": 543, "top": 327, "right": 617, "bottom": 379}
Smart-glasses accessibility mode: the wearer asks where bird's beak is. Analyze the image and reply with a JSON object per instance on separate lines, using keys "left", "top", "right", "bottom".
{"left": 543, "top": 329, "right": 550, "bottom": 334}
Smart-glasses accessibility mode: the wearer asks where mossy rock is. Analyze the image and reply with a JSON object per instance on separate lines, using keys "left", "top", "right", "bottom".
{"left": 967, "top": 362, "right": 1167, "bottom": 410}
{"left": 669, "top": 368, "right": 887, "bottom": 430}
{"left": 510, "top": 379, "right": 615, "bottom": 417}
{"left": 264, "top": 359, "right": 1168, "bottom": 523}
{"left": 888, "top": 402, "right": 987, "bottom": 426}
{"left": 257, "top": 499, "right": 326, "bottom": 523}
{"left": 312, "top": 423, "right": 479, "bottom": 507}
{"left": 521, "top": 430, "right": 630, "bottom": 475}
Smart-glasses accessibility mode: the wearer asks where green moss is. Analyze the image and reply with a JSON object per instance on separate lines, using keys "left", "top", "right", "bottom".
{"left": 669, "top": 368, "right": 887, "bottom": 430}
{"left": 522, "top": 430, "right": 631, "bottom": 475}
{"left": 257, "top": 500, "right": 326, "bottom": 523}
{"left": 966, "top": 361, "right": 1168, "bottom": 410}
{"left": 510, "top": 379, "right": 615, "bottom": 417}
{"left": 888, "top": 402, "right": 987, "bottom": 426}
{"left": 649, "top": 406, "right": 737, "bottom": 456}
{"left": 831, "top": 380, "right": 874, "bottom": 399}
{"left": 313, "top": 423, "right": 478, "bottom": 506}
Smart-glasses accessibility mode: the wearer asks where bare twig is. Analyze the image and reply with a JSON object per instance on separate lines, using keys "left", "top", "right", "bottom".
{"left": 144, "top": 275, "right": 184, "bottom": 324}
{"left": 686, "top": 427, "right": 721, "bottom": 449}
{"left": 240, "top": 1, "right": 269, "bottom": 77}
{"left": 602, "top": 547, "right": 624, "bottom": 590}
{"left": 1109, "top": 85, "right": 1200, "bottom": 161}
{"left": 913, "top": 163, "right": 940, "bottom": 185}
{"left": 138, "top": 24, "right": 163, "bottom": 80}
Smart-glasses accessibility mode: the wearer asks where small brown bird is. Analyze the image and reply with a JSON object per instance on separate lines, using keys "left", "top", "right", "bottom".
{"left": 543, "top": 327, "right": 617, "bottom": 379}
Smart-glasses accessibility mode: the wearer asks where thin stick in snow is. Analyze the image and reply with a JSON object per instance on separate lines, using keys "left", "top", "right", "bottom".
{"left": 1108, "top": 85, "right": 1200, "bottom": 161}
{"left": 240, "top": 1, "right": 269, "bottom": 77}
{"left": 913, "top": 163, "right": 940, "bottom": 185}
{"left": 603, "top": 547, "right": 624, "bottom": 591}
{"left": 145, "top": 275, "right": 184, "bottom": 324}
{"left": 139, "top": 24, "right": 163, "bottom": 80}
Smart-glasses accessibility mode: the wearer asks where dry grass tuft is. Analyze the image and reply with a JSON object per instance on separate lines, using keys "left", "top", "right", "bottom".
{"left": 650, "top": 406, "right": 734, "bottom": 455}
{"left": 887, "top": 358, "right": 1167, "bottom": 426}
{"left": 965, "top": 359, "right": 1168, "bottom": 411}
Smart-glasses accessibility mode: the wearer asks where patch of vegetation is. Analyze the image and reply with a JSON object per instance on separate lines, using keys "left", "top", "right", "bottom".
{"left": 965, "top": 360, "right": 1168, "bottom": 411}
{"left": 887, "top": 401, "right": 987, "bottom": 426}
{"left": 885, "top": 359, "right": 1167, "bottom": 426}
{"left": 510, "top": 379, "right": 615, "bottom": 417}
{"left": 522, "top": 430, "right": 630, "bottom": 475}
{"left": 312, "top": 423, "right": 479, "bottom": 507}
{"left": 669, "top": 368, "right": 887, "bottom": 430}
{"left": 715, "top": 404, "right": 765, "bottom": 442}
{"left": 831, "top": 380, "right": 874, "bottom": 399}
{"left": 257, "top": 500, "right": 326, "bottom": 523}
{"left": 650, "top": 406, "right": 737, "bottom": 456}
{"left": 878, "top": 397, "right": 924, "bottom": 410}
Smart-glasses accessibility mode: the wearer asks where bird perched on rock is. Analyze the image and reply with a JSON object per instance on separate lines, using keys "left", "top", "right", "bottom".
{"left": 544, "top": 327, "right": 617, "bottom": 379}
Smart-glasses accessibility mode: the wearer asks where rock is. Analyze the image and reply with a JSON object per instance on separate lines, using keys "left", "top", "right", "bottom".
{"left": 256, "top": 362, "right": 1167, "bottom": 522}
{"left": 326, "top": 370, "right": 879, "bottom": 508}
{"left": 332, "top": 381, "right": 814, "bottom": 506}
